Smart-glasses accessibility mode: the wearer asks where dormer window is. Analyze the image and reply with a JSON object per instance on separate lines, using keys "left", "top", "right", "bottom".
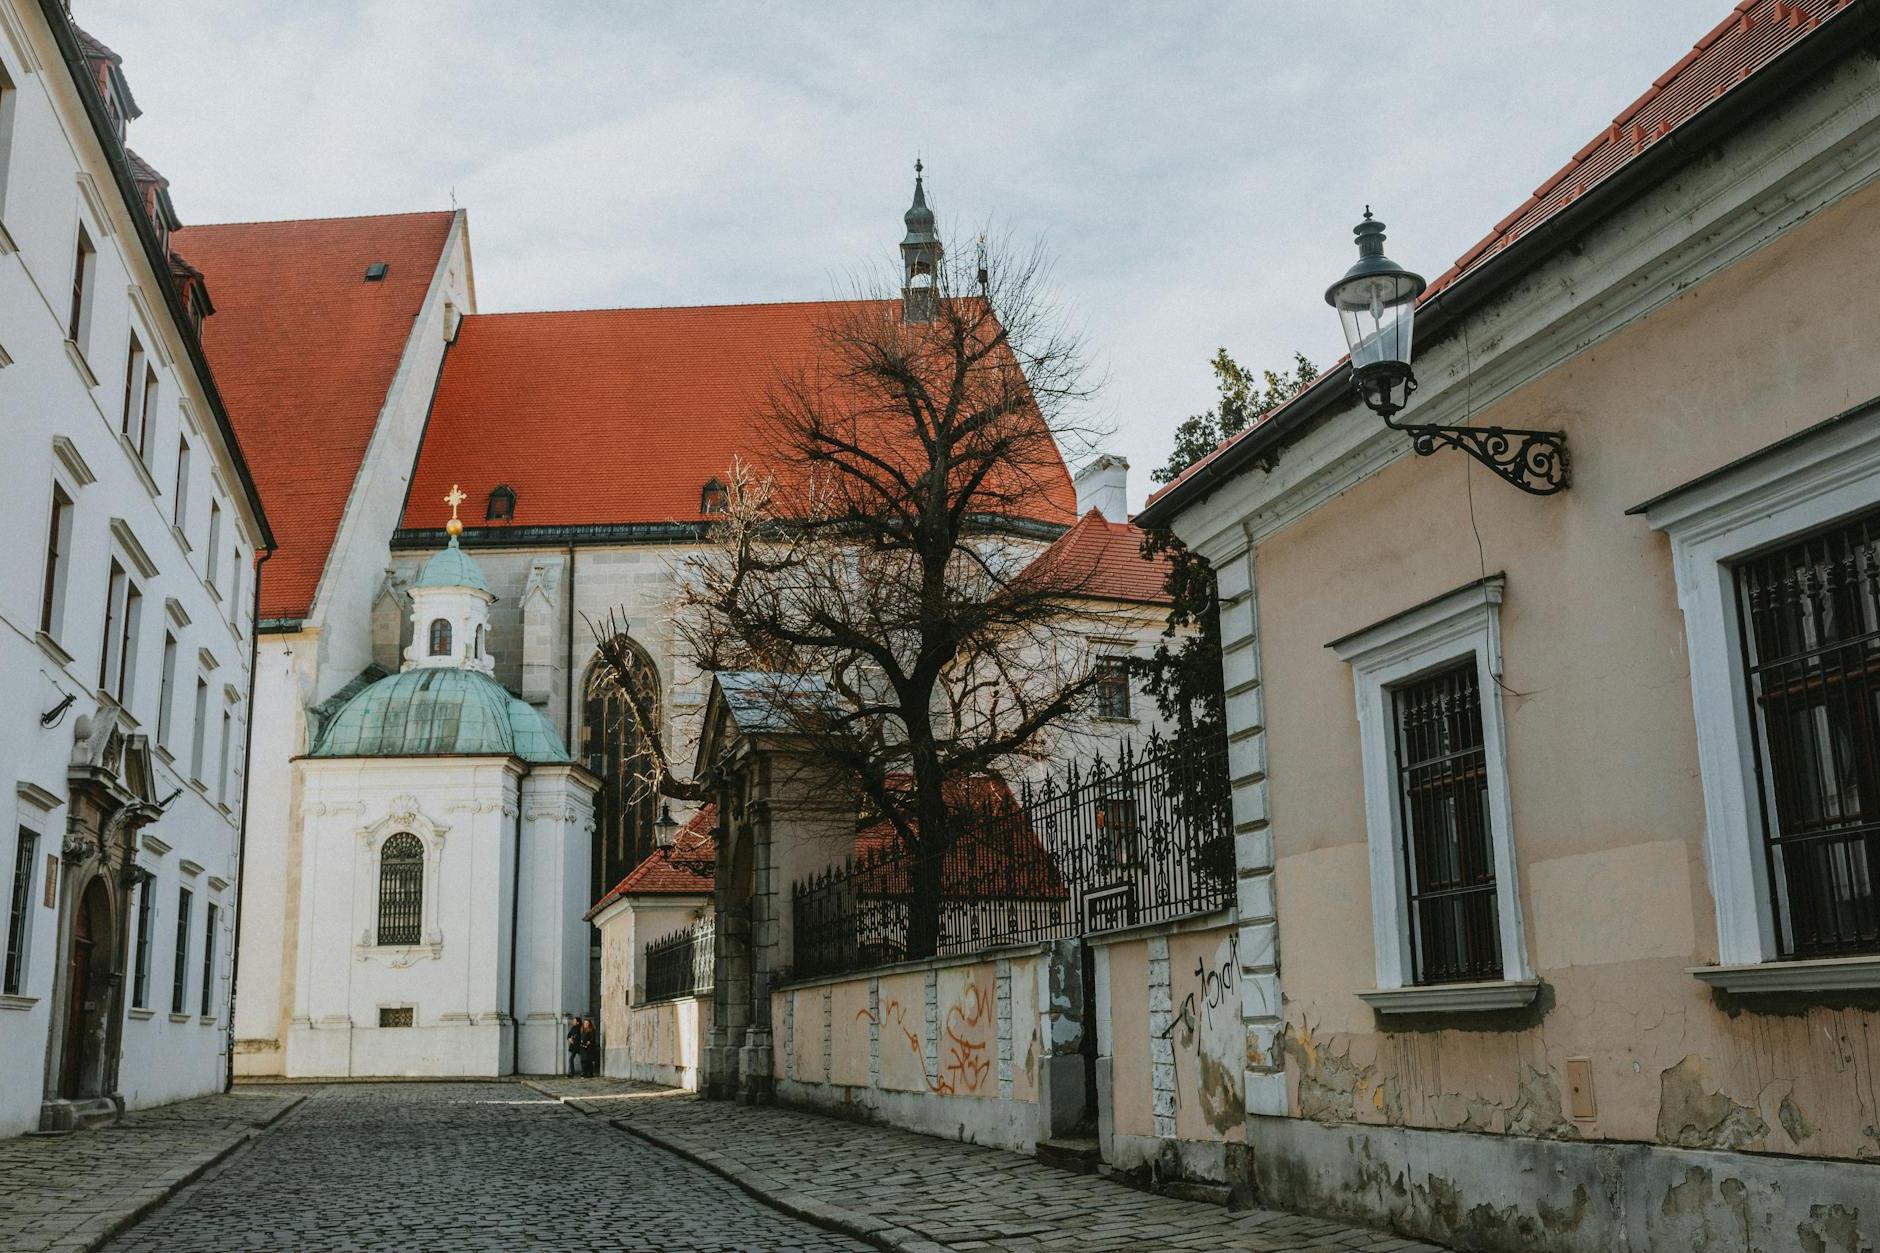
{"left": 364, "top": 263, "right": 389, "bottom": 282}
{"left": 485, "top": 484, "right": 516, "bottom": 521}
{"left": 700, "top": 478, "right": 728, "bottom": 515}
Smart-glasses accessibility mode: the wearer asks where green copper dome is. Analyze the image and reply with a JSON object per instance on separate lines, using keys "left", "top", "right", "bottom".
{"left": 413, "top": 536, "right": 490, "bottom": 593}
{"left": 310, "top": 667, "right": 570, "bottom": 763}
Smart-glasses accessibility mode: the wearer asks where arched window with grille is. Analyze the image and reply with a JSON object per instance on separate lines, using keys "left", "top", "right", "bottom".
{"left": 582, "top": 638, "right": 661, "bottom": 898}
{"left": 377, "top": 833, "right": 424, "bottom": 946}
{"left": 428, "top": 618, "right": 452, "bottom": 657}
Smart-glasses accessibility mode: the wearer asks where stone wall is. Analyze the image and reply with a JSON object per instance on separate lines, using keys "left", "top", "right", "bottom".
{"left": 606, "top": 994, "right": 711, "bottom": 1090}
{"left": 768, "top": 941, "right": 1081, "bottom": 1154}
{"left": 1093, "top": 914, "right": 1247, "bottom": 1193}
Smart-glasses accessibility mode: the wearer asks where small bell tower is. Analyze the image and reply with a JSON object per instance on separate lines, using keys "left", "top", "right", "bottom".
{"left": 901, "top": 159, "right": 942, "bottom": 323}
{"left": 404, "top": 483, "right": 496, "bottom": 675}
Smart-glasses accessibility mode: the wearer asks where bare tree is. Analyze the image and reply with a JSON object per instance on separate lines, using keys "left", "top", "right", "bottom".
{"left": 626, "top": 232, "right": 1112, "bottom": 957}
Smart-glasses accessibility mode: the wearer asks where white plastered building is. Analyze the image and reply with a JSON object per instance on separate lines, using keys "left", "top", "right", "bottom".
{"left": 286, "top": 526, "right": 596, "bottom": 1077}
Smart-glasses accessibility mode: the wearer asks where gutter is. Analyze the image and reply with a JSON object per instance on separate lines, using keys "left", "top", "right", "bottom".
{"left": 35, "top": 0, "right": 275, "bottom": 552}
{"left": 224, "top": 545, "right": 271, "bottom": 1090}
{"left": 1134, "top": 0, "right": 1880, "bottom": 530}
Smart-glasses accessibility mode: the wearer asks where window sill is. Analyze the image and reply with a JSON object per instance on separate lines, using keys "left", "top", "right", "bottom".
{"left": 35, "top": 631, "right": 75, "bottom": 669}
{"left": 0, "top": 993, "right": 39, "bottom": 1011}
{"left": 154, "top": 743, "right": 175, "bottom": 767}
{"left": 64, "top": 339, "right": 99, "bottom": 388}
{"left": 170, "top": 523, "right": 192, "bottom": 555}
{"left": 116, "top": 432, "right": 162, "bottom": 498}
{"left": 355, "top": 942, "right": 443, "bottom": 966}
{"left": 127, "top": 1006, "right": 155, "bottom": 1020}
{"left": 1357, "top": 979, "right": 1540, "bottom": 1014}
{"left": 198, "top": 1015, "right": 217, "bottom": 1025}
{"left": 168, "top": 1011, "right": 191, "bottom": 1024}
{"left": 1690, "top": 956, "right": 1880, "bottom": 994}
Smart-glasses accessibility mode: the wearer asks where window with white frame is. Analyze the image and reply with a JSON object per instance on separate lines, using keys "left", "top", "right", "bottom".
{"left": 3, "top": 827, "right": 38, "bottom": 996}
{"left": 157, "top": 633, "right": 178, "bottom": 749}
{"left": 377, "top": 833, "right": 424, "bottom": 946}
{"left": 68, "top": 225, "right": 96, "bottom": 352}
{"left": 171, "top": 437, "right": 191, "bottom": 530}
{"left": 1329, "top": 575, "right": 1535, "bottom": 1010}
{"left": 171, "top": 886, "right": 192, "bottom": 1015}
{"left": 0, "top": 59, "right": 17, "bottom": 219}
{"left": 40, "top": 483, "right": 74, "bottom": 641}
{"left": 131, "top": 875, "right": 154, "bottom": 1009}
{"left": 1644, "top": 407, "right": 1880, "bottom": 987}
{"left": 1095, "top": 657, "right": 1133, "bottom": 719}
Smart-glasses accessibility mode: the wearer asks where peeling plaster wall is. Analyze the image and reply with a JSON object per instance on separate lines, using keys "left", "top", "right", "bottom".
{"left": 1094, "top": 919, "right": 1248, "bottom": 1188}
{"left": 605, "top": 994, "right": 710, "bottom": 1090}
{"left": 1219, "top": 69, "right": 1880, "bottom": 1253}
{"left": 769, "top": 945, "right": 1064, "bottom": 1154}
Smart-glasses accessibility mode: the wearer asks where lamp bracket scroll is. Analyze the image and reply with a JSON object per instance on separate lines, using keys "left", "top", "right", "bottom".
{"left": 1380, "top": 410, "right": 1571, "bottom": 496}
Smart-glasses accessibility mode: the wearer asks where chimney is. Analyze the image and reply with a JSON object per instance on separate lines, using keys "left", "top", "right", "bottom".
{"left": 1072, "top": 455, "right": 1129, "bottom": 522}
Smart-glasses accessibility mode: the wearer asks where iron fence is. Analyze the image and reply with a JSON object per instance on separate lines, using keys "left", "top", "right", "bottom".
{"left": 792, "top": 730, "right": 1234, "bottom": 979}
{"left": 644, "top": 916, "right": 715, "bottom": 1003}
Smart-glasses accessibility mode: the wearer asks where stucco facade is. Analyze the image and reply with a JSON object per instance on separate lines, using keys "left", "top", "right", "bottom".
{"left": 1144, "top": 25, "right": 1880, "bottom": 1251}
{"left": 0, "top": 1, "right": 269, "bottom": 1135}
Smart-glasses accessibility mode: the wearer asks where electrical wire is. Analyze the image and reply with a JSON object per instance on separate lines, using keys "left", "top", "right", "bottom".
{"left": 1458, "top": 319, "right": 1530, "bottom": 701}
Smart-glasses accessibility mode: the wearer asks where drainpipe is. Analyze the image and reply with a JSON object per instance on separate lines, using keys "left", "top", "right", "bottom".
{"left": 226, "top": 545, "right": 273, "bottom": 1092}
{"left": 509, "top": 768, "right": 525, "bottom": 1077}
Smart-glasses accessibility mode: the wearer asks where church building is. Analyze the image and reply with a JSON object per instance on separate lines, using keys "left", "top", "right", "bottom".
{"left": 180, "top": 172, "right": 1172, "bottom": 1079}
{"left": 285, "top": 501, "right": 595, "bottom": 1077}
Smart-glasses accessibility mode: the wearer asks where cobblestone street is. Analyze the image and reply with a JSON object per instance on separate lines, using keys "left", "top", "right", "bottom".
{"left": 2, "top": 1080, "right": 1445, "bottom": 1252}
{"left": 102, "top": 1083, "right": 864, "bottom": 1252}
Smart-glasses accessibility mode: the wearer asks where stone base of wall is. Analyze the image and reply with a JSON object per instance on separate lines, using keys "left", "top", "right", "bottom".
{"left": 1250, "top": 1114, "right": 1876, "bottom": 1252}
{"left": 776, "top": 1077, "right": 1044, "bottom": 1154}
{"left": 602, "top": 1045, "right": 701, "bottom": 1092}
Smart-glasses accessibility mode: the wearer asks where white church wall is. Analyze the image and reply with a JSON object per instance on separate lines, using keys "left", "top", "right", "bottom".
{"left": 515, "top": 765, "right": 597, "bottom": 1075}
{"left": 0, "top": 3, "right": 263, "bottom": 1134}
{"left": 230, "top": 630, "right": 315, "bottom": 1077}
{"left": 233, "top": 215, "right": 472, "bottom": 1079}
{"left": 289, "top": 758, "right": 523, "bottom": 1078}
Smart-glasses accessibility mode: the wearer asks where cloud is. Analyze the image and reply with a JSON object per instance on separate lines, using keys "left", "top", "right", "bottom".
{"left": 88, "top": 0, "right": 1729, "bottom": 508}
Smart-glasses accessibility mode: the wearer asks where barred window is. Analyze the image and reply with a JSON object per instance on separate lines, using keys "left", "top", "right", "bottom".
{"left": 1736, "top": 508, "right": 1880, "bottom": 959}
{"left": 379, "top": 1006, "right": 414, "bottom": 1028}
{"left": 377, "top": 833, "right": 424, "bottom": 947}
{"left": 1095, "top": 658, "right": 1132, "bottom": 719}
{"left": 428, "top": 618, "right": 452, "bottom": 657}
{"left": 1393, "top": 662, "right": 1501, "bottom": 984}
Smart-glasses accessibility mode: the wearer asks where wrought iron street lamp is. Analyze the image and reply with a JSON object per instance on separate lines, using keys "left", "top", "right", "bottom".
{"left": 1328, "top": 209, "right": 1569, "bottom": 495}
{"left": 654, "top": 802, "right": 680, "bottom": 851}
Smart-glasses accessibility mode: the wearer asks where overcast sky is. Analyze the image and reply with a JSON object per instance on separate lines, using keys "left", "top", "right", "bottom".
{"left": 89, "top": 0, "right": 1728, "bottom": 510}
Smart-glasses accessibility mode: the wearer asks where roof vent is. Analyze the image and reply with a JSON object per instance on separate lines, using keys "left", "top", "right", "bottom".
{"left": 364, "top": 262, "right": 389, "bottom": 281}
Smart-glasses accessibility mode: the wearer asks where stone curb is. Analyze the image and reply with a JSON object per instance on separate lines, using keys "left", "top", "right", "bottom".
{"left": 66, "top": 1094, "right": 307, "bottom": 1253}
{"left": 518, "top": 1082, "right": 943, "bottom": 1253}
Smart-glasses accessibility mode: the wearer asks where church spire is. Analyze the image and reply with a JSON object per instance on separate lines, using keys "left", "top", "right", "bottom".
{"left": 901, "top": 159, "right": 942, "bottom": 323}
{"left": 405, "top": 482, "right": 496, "bottom": 675}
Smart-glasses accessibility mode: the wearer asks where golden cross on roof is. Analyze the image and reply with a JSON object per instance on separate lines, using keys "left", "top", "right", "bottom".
{"left": 445, "top": 483, "right": 466, "bottom": 538}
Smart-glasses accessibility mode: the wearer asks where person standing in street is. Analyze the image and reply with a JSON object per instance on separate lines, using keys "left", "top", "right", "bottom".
{"left": 566, "top": 1016, "right": 586, "bottom": 1076}
{"left": 581, "top": 1017, "right": 600, "bottom": 1078}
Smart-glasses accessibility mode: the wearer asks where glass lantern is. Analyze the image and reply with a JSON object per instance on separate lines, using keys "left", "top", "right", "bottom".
{"left": 1326, "top": 210, "right": 1427, "bottom": 417}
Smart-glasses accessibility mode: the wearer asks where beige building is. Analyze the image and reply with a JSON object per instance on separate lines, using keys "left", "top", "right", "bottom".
{"left": 1138, "top": 3, "right": 1880, "bottom": 1249}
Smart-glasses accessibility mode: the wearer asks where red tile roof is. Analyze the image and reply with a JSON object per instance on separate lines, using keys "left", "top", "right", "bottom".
{"left": 1428, "top": 0, "right": 1847, "bottom": 297}
{"left": 1027, "top": 509, "right": 1171, "bottom": 605}
{"left": 588, "top": 805, "right": 718, "bottom": 916}
{"left": 177, "top": 212, "right": 456, "bottom": 621}
{"left": 401, "top": 301, "right": 1079, "bottom": 535}
{"left": 852, "top": 776, "right": 1066, "bottom": 901}
{"left": 1146, "top": 0, "right": 1848, "bottom": 511}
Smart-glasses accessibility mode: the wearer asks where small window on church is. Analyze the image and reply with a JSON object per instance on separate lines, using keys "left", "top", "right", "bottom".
{"left": 377, "top": 833, "right": 423, "bottom": 947}
{"left": 700, "top": 478, "right": 727, "bottom": 515}
{"left": 474, "top": 625, "right": 484, "bottom": 657}
{"left": 486, "top": 484, "right": 516, "bottom": 521}
{"left": 378, "top": 1006, "right": 413, "bottom": 1028}
{"left": 428, "top": 618, "right": 452, "bottom": 657}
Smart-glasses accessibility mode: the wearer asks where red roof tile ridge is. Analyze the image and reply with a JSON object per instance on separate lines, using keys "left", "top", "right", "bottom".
{"left": 187, "top": 208, "right": 455, "bottom": 230}
{"left": 470, "top": 295, "right": 894, "bottom": 319}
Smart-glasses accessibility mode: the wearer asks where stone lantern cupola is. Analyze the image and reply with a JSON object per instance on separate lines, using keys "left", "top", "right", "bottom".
{"left": 404, "top": 484, "right": 495, "bottom": 676}
{"left": 901, "top": 159, "right": 942, "bottom": 323}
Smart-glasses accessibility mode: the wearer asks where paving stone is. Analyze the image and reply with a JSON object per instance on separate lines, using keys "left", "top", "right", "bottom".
{"left": 533, "top": 1075, "right": 1447, "bottom": 1252}
{"left": 0, "top": 1088, "right": 311, "bottom": 1253}
{"left": 102, "top": 1082, "right": 864, "bottom": 1252}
